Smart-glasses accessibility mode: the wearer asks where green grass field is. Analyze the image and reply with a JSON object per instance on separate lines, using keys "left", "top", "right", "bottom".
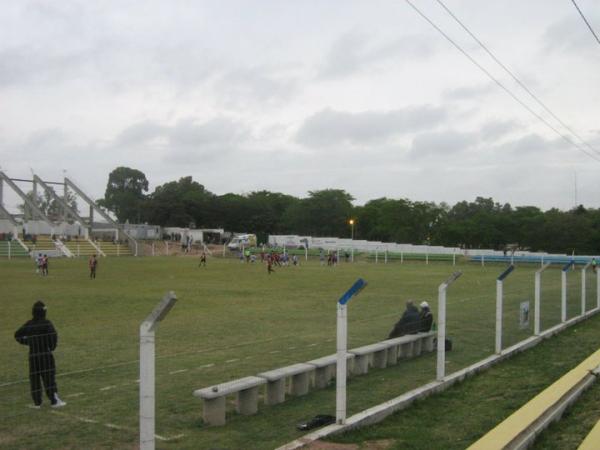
{"left": 0, "top": 256, "right": 597, "bottom": 449}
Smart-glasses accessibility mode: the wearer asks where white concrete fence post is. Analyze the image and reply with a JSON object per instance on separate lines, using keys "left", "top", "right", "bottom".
{"left": 495, "top": 265, "right": 515, "bottom": 354}
{"left": 7, "top": 240, "right": 10, "bottom": 259}
{"left": 582, "top": 261, "right": 592, "bottom": 316}
{"left": 375, "top": 249, "right": 378, "bottom": 264}
{"left": 140, "top": 291, "right": 177, "bottom": 450}
{"left": 534, "top": 263, "right": 551, "bottom": 335}
{"left": 336, "top": 278, "right": 367, "bottom": 425}
{"left": 561, "top": 261, "right": 574, "bottom": 323}
{"left": 437, "top": 271, "right": 462, "bottom": 381}
{"left": 597, "top": 265, "right": 600, "bottom": 310}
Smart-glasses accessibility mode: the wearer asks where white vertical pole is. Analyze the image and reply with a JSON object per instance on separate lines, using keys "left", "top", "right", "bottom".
{"left": 117, "top": 244, "right": 120, "bottom": 257}
{"left": 426, "top": 250, "right": 429, "bottom": 265}
{"left": 495, "top": 279, "right": 503, "bottom": 354}
{"left": 597, "top": 268, "right": 600, "bottom": 310}
{"left": 561, "top": 270, "right": 567, "bottom": 323}
{"left": 351, "top": 247, "right": 354, "bottom": 263}
{"left": 139, "top": 292, "right": 177, "bottom": 450}
{"left": 384, "top": 249, "right": 388, "bottom": 264}
{"left": 375, "top": 249, "right": 378, "bottom": 264}
{"left": 481, "top": 255, "right": 485, "bottom": 267}
{"left": 223, "top": 244, "right": 226, "bottom": 257}
{"left": 305, "top": 246, "right": 308, "bottom": 261}
{"left": 7, "top": 240, "right": 10, "bottom": 259}
{"left": 166, "top": 241, "right": 169, "bottom": 256}
{"left": 336, "top": 302, "right": 347, "bottom": 424}
{"left": 401, "top": 251, "right": 404, "bottom": 264}
{"left": 581, "top": 267, "right": 587, "bottom": 316}
{"left": 453, "top": 250, "right": 456, "bottom": 266}
{"left": 152, "top": 243, "right": 155, "bottom": 257}
{"left": 140, "top": 324, "right": 155, "bottom": 450}
{"left": 436, "top": 285, "right": 447, "bottom": 381}
{"left": 534, "top": 272, "right": 541, "bottom": 335}
{"left": 77, "top": 244, "right": 80, "bottom": 257}
{"left": 541, "top": 255, "right": 544, "bottom": 268}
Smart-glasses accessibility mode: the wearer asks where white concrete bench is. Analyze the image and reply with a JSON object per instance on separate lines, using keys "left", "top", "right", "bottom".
{"left": 193, "top": 376, "right": 267, "bottom": 426}
{"left": 307, "top": 353, "right": 355, "bottom": 389}
{"left": 258, "top": 363, "right": 315, "bottom": 405}
{"left": 349, "top": 342, "right": 390, "bottom": 375}
{"left": 383, "top": 331, "right": 436, "bottom": 365}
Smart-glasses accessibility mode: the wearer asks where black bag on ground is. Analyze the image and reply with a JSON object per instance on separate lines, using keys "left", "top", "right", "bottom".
{"left": 445, "top": 338, "right": 453, "bottom": 352}
{"left": 296, "top": 414, "right": 336, "bottom": 431}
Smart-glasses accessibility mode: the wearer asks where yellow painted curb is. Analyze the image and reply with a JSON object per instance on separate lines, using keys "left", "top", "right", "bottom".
{"left": 468, "top": 348, "right": 600, "bottom": 450}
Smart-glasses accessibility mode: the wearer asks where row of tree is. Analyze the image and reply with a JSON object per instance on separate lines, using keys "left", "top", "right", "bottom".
{"left": 95, "top": 167, "right": 600, "bottom": 255}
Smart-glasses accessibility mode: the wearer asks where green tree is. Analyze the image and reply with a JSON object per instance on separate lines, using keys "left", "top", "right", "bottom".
{"left": 98, "top": 167, "right": 149, "bottom": 223}
{"left": 18, "top": 189, "right": 78, "bottom": 222}
{"left": 282, "top": 189, "right": 354, "bottom": 237}
{"left": 145, "top": 176, "right": 215, "bottom": 227}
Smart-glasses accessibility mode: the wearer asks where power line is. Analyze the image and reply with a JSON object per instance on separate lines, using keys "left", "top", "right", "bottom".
{"left": 435, "top": 0, "right": 600, "bottom": 158}
{"left": 403, "top": 0, "right": 600, "bottom": 163}
{"left": 570, "top": 0, "right": 600, "bottom": 46}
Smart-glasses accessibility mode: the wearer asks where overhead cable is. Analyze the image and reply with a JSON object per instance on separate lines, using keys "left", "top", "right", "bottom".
{"left": 570, "top": 0, "right": 600, "bottom": 46}
{"left": 404, "top": 0, "right": 600, "bottom": 163}
{"left": 436, "top": 0, "right": 600, "bottom": 157}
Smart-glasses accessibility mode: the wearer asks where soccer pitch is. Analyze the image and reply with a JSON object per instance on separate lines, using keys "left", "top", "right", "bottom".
{"left": 0, "top": 256, "right": 594, "bottom": 449}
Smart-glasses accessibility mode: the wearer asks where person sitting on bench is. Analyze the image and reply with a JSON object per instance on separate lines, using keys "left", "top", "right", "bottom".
{"left": 387, "top": 300, "right": 421, "bottom": 338}
{"left": 419, "top": 301, "right": 433, "bottom": 332}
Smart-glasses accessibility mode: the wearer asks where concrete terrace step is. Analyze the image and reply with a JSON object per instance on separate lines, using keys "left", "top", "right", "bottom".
{"left": 63, "top": 240, "right": 98, "bottom": 257}
{"left": 97, "top": 242, "right": 132, "bottom": 256}
{"left": 0, "top": 241, "right": 29, "bottom": 257}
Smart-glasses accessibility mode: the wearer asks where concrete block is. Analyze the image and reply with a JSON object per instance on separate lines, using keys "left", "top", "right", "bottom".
{"left": 236, "top": 386, "right": 259, "bottom": 415}
{"left": 372, "top": 349, "right": 388, "bottom": 369}
{"left": 203, "top": 396, "right": 226, "bottom": 426}
{"left": 291, "top": 372, "right": 310, "bottom": 396}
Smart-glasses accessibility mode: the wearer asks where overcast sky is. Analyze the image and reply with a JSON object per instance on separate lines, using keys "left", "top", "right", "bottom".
{"left": 1, "top": 0, "right": 599, "bottom": 213}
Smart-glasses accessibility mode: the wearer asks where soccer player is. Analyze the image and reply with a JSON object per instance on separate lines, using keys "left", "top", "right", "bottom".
{"left": 89, "top": 254, "right": 98, "bottom": 279}
{"left": 199, "top": 251, "right": 207, "bottom": 267}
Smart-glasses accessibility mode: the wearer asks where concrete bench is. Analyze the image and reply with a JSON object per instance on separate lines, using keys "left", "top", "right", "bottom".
{"left": 307, "top": 353, "right": 355, "bottom": 389}
{"left": 349, "top": 342, "right": 390, "bottom": 375}
{"left": 383, "top": 331, "right": 436, "bottom": 365}
{"left": 193, "top": 376, "right": 267, "bottom": 426}
{"left": 258, "top": 363, "right": 315, "bottom": 405}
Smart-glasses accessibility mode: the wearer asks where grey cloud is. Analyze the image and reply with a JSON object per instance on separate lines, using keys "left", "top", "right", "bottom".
{"left": 213, "top": 66, "right": 299, "bottom": 107}
{"left": 116, "top": 121, "right": 166, "bottom": 146}
{"left": 541, "top": 15, "right": 600, "bottom": 55}
{"left": 480, "top": 119, "right": 522, "bottom": 141}
{"left": 114, "top": 117, "right": 249, "bottom": 164}
{"left": 496, "top": 133, "right": 562, "bottom": 155}
{"left": 409, "top": 130, "right": 478, "bottom": 159}
{"left": 296, "top": 105, "right": 447, "bottom": 148}
{"left": 319, "top": 30, "right": 435, "bottom": 79}
{"left": 442, "top": 83, "right": 495, "bottom": 101}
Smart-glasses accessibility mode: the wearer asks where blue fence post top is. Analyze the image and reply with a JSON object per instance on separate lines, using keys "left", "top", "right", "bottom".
{"left": 497, "top": 265, "right": 515, "bottom": 281}
{"left": 338, "top": 278, "right": 367, "bottom": 305}
{"left": 562, "top": 261, "right": 575, "bottom": 272}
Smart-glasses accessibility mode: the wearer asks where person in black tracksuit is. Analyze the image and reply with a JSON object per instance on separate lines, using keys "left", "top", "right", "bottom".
{"left": 387, "top": 300, "right": 421, "bottom": 338}
{"left": 14, "top": 301, "right": 66, "bottom": 408}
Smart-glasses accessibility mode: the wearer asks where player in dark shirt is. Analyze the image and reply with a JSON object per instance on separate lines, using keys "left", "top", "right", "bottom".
{"left": 14, "top": 301, "right": 66, "bottom": 408}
